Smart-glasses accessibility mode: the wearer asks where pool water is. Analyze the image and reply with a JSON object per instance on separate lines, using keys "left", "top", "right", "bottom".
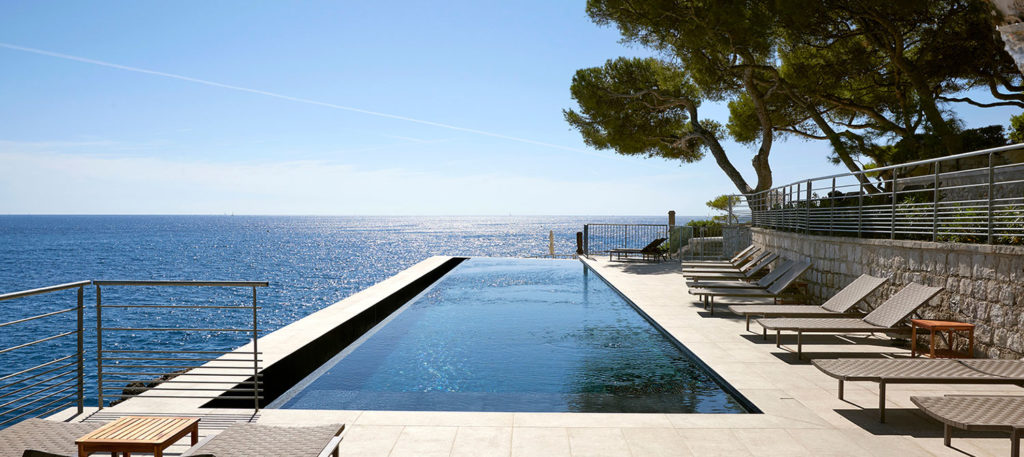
{"left": 270, "top": 258, "right": 749, "bottom": 413}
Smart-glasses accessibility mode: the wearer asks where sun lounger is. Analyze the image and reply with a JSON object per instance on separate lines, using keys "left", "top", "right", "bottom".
{"left": 757, "top": 282, "right": 943, "bottom": 361}
{"left": 813, "top": 358, "right": 1024, "bottom": 423}
{"left": 684, "top": 253, "right": 779, "bottom": 283}
{"left": 609, "top": 238, "right": 667, "bottom": 262}
{"left": 688, "top": 259, "right": 810, "bottom": 315}
{"left": 680, "top": 245, "right": 757, "bottom": 268}
{"left": 13, "top": 420, "right": 345, "bottom": 457}
{"left": 685, "top": 257, "right": 789, "bottom": 289}
{"left": 726, "top": 274, "right": 889, "bottom": 331}
{"left": 0, "top": 419, "right": 101, "bottom": 457}
{"left": 181, "top": 423, "right": 345, "bottom": 457}
{"left": 682, "top": 250, "right": 771, "bottom": 274}
{"left": 911, "top": 395, "right": 1024, "bottom": 457}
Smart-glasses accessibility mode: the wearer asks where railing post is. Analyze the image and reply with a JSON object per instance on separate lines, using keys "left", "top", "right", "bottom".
{"left": 806, "top": 180, "right": 812, "bottom": 233}
{"left": 933, "top": 162, "right": 940, "bottom": 242}
{"left": 830, "top": 177, "right": 836, "bottom": 236}
{"left": 252, "top": 286, "right": 260, "bottom": 412}
{"left": 988, "top": 152, "right": 995, "bottom": 244}
{"left": 858, "top": 181, "right": 864, "bottom": 238}
{"left": 727, "top": 197, "right": 734, "bottom": 225}
{"left": 583, "top": 225, "right": 589, "bottom": 257}
{"left": 890, "top": 168, "right": 898, "bottom": 240}
{"left": 95, "top": 285, "right": 103, "bottom": 410}
{"left": 76, "top": 285, "right": 84, "bottom": 415}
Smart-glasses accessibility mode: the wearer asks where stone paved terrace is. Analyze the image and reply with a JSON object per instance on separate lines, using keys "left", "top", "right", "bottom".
{"left": 50, "top": 257, "right": 1024, "bottom": 457}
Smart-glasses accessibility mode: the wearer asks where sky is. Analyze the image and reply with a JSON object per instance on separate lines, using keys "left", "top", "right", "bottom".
{"left": 0, "top": 1, "right": 1020, "bottom": 216}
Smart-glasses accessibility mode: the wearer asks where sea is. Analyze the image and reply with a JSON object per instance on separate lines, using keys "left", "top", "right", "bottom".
{"left": 0, "top": 215, "right": 672, "bottom": 408}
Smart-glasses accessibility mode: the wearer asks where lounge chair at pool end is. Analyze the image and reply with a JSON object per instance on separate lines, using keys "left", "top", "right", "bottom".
{"left": 756, "top": 282, "right": 943, "bottom": 361}
{"left": 726, "top": 274, "right": 889, "bottom": 331}
{"left": 911, "top": 395, "right": 1024, "bottom": 457}
{"left": 182, "top": 423, "right": 345, "bottom": 457}
{"left": 609, "top": 238, "right": 668, "bottom": 262}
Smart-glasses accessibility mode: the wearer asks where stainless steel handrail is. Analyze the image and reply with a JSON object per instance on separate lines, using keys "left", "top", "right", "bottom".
{"left": 728, "top": 144, "right": 1024, "bottom": 244}
{"left": 95, "top": 280, "right": 267, "bottom": 412}
{"left": 0, "top": 282, "right": 86, "bottom": 426}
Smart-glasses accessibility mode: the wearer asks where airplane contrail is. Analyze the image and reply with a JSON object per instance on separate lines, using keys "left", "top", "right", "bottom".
{"left": 0, "top": 42, "right": 602, "bottom": 156}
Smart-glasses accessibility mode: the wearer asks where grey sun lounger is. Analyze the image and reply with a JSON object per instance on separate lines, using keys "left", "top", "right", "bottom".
{"left": 14, "top": 420, "right": 346, "bottom": 457}
{"left": 610, "top": 237, "right": 668, "bottom": 262}
{"left": 0, "top": 419, "right": 101, "bottom": 457}
{"left": 685, "top": 256, "right": 787, "bottom": 289}
{"left": 684, "top": 253, "right": 779, "bottom": 283}
{"left": 813, "top": 358, "right": 1024, "bottom": 423}
{"left": 680, "top": 245, "right": 757, "bottom": 268}
{"left": 726, "top": 274, "right": 889, "bottom": 331}
{"left": 181, "top": 423, "right": 346, "bottom": 457}
{"left": 682, "top": 249, "right": 772, "bottom": 274}
{"left": 688, "top": 259, "right": 810, "bottom": 315}
{"left": 911, "top": 395, "right": 1024, "bottom": 457}
{"left": 757, "top": 282, "right": 943, "bottom": 361}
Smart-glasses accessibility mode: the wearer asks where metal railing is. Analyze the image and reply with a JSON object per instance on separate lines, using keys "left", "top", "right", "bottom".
{"left": 731, "top": 144, "right": 1024, "bottom": 244}
{"left": 0, "top": 281, "right": 89, "bottom": 426}
{"left": 94, "top": 280, "right": 268, "bottom": 412}
{"left": 582, "top": 223, "right": 693, "bottom": 259}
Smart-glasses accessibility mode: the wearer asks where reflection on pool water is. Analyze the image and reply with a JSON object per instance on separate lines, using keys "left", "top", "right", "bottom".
{"left": 271, "top": 258, "right": 749, "bottom": 413}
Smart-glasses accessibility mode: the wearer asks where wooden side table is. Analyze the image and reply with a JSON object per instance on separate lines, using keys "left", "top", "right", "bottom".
{"left": 76, "top": 416, "right": 199, "bottom": 457}
{"left": 910, "top": 319, "right": 975, "bottom": 359}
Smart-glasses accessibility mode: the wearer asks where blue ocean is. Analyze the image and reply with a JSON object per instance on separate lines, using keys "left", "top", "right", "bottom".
{"left": 0, "top": 215, "right": 667, "bottom": 408}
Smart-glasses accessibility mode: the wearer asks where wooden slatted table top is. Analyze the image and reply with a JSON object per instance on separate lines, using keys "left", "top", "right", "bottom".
{"left": 76, "top": 416, "right": 199, "bottom": 445}
{"left": 910, "top": 319, "right": 975, "bottom": 330}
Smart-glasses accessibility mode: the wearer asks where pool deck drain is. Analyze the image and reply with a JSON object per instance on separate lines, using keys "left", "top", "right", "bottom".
{"left": 61, "top": 257, "right": 1023, "bottom": 456}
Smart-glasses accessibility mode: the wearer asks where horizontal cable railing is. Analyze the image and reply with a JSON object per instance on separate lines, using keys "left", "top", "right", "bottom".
{"left": 93, "top": 280, "right": 268, "bottom": 413}
{"left": 730, "top": 144, "right": 1024, "bottom": 244}
{"left": 0, "top": 281, "right": 89, "bottom": 427}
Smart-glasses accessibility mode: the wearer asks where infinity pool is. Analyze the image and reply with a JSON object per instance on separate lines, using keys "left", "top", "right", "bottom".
{"left": 270, "top": 258, "right": 749, "bottom": 413}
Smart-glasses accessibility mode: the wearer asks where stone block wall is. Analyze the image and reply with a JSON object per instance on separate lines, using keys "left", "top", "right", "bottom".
{"left": 752, "top": 227, "right": 1024, "bottom": 359}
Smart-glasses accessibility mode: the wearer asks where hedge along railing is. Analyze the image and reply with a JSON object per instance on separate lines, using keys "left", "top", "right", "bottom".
{"left": 730, "top": 143, "right": 1024, "bottom": 244}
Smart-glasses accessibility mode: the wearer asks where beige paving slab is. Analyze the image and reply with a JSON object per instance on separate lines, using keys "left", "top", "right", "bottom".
{"left": 389, "top": 425, "right": 458, "bottom": 457}
{"left": 566, "top": 427, "right": 631, "bottom": 457}
{"left": 257, "top": 407, "right": 361, "bottom": 426}
{"left": 514, "top": 412, "right": 673, "bottom": 428}
{"left": 358, "top": 410, "right": 514, "bottom": 427}
{"left": 336, "top": 424, "right": 404, "bottom": 457}
{"left": 511, "top": 427, "right": 571, "bottom": 457}
{"left": 787, "top": 428, "right": 872, "bottom": 456}
{"left": 677, "top": 428, "right": 753, "bottom": 456}
{"left": 734, "top": 428, "right": 813, "bottom": 456}
{"left": 620, "top": 427, "right": 692, "bottom": 457}
{"left": 451, "top": 426, "right": 513, "bottom": 457}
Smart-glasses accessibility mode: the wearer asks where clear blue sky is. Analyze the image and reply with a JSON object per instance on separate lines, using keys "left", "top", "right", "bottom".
{"left": 0, "top": 1, "right": 1019, "bottom": 216}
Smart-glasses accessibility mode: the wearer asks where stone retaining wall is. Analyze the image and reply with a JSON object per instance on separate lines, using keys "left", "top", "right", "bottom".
{"left": 752, "top": 227, "right": 1024, "bottom": 358}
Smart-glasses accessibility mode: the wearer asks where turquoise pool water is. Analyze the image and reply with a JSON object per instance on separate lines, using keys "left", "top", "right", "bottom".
{"left": 271, "top": 258, "right": 749, "bottom": 413}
